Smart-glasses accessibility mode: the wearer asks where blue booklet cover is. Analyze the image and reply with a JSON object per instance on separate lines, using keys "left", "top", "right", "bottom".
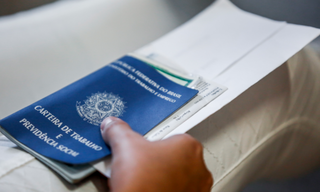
{"left": 0, "top": 56, "right": 198, "bottom": 164}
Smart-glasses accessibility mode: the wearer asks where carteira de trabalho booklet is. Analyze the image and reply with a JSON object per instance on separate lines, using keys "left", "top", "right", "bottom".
{"left": 0, "top": 54, "right": 226, "bottom": 183}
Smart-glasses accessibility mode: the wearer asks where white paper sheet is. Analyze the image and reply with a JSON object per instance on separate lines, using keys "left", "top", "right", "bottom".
{"left": 137, "top": 0, "right": 286, "bottom": 79}
{"left": 93, "top": 0, "right": 320, "bottom": 176}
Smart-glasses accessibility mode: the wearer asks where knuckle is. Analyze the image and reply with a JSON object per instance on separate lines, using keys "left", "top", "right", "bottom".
{"left": 177, "top": 134, "right": 203, "bottom": 153}
{"left": 187, "top": 137, "right": 202, "bottom": 151}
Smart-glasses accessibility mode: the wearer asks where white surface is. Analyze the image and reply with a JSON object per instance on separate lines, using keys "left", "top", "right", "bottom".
{"left": 0, "top": 136, "right": 34, "bottom": 178}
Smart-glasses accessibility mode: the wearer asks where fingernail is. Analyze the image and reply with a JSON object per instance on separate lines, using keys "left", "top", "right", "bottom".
{"left": 101, "top": 117, "right": 114, "bottom": 132}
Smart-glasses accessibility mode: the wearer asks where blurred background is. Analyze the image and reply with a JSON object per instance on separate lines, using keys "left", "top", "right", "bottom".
{"left": 1, "top": 0, "right": 319, "bottom": 52}
{"left": 1, "top": 0, "right": 320, "bottom": 28}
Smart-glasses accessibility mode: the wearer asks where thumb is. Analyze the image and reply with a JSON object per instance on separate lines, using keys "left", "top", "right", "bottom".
{"left": 100, "top": 117, "right": 143, "bottom": 153}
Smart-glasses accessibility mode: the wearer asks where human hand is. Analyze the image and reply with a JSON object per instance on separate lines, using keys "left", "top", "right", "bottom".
{"left": 100, "top": 117, "right": 213, "bottom": 192}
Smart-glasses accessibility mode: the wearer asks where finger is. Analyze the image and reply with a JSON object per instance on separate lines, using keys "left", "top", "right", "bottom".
{"left": 100, "top": 117, "right": 143, "bottom": 152}
{"left": 161, "top": 134, "right": 205, "bottom": 161}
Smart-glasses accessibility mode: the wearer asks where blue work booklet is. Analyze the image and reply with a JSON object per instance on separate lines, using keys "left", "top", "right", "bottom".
{"left": 0, "top": 55, "right": 198, "bottom": 182}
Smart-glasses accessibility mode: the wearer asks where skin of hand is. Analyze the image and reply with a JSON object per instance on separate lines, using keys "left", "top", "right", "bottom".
{"left": 100, "top": 117, "right": 213, "bottom": 192}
